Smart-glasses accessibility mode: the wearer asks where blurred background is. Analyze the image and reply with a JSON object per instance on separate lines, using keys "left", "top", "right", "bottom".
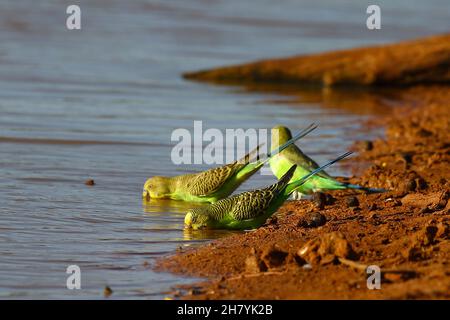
{"left": 0, "top": 0, "right": 448, "bottom": 299}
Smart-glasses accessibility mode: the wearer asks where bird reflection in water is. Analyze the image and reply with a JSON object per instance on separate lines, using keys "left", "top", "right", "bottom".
{"left": 142, "top": 197, "right": 238, "bottom": 241}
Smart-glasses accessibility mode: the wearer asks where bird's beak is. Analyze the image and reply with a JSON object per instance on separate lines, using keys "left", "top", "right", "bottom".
{"left": 142, "top": 190, "right": 150, "bottom": 201}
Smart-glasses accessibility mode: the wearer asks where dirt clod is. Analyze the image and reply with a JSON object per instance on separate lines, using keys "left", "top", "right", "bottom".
{"left": 297, "top": 232, "right": 357, "bottom": 265}
{"left": 312, "top": 192, "right": 335, "bottom": 209}
{"left": 346, "top": 196, "right": 359, "bottom": 208}
{"left": 245, "top": 249, "right": 268, "bottom": 273}
{"left": 401, "top": 192, "right": 448, "bottom": 212}
{"left": 356, "top": 140, "right": 373, "bottom": 152}
{"left": 297, "top": 212, "right": 326, "bottom": 228}
{"left": 261, "top": 246, "right": 288, "bottom": 269}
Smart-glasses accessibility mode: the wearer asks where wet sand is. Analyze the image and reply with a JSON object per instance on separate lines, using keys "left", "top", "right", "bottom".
{"left": 156, "top": 85, "right": 449, "bottom": 299}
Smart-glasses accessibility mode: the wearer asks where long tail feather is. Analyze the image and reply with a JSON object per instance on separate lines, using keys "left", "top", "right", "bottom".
{"left": 268, "top": 164, "right": 298, "bottom": 194}
{"left": 237, "top": 143, "right": 265, "bottom": 164}
{"left": 277, "top": 164, "right": 298, "bottom": 186}
{"left": 285, "top": 151, "right": 353, "bottom": 195}
{"left": 343, "top": 183, "right": 387, "bottom": 193}
{"left": 263, "top": 123, "right": 317, "bottom": 163}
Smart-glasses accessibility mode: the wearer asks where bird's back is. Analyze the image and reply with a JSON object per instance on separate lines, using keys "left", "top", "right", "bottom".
{"left": 272, "top": 144, "right": 333, "bottom": 180}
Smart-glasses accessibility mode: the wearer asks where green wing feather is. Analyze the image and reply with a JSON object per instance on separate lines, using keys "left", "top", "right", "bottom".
{"left": 229, "top": 189, "right": 275, "bottom": 220}
{"left": 228, "top": 165, "right": 296, "bottom": 221}
{"left": 185, "top": 144, "right": 262, "bottom": 196}
{"left": 186, "top": 163, "right": 238, "bottom": 196}
{"left": 275, "top": 144, "right": 333, "bottom": 179}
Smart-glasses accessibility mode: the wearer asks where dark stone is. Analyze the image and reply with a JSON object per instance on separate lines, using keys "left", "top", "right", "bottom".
{"left": 189, "top": 287, "right": 204, "bottom": 296}
{"left": 396, "top": 152, "right": 413, "bottom": 164}
{"left": 346, "top": 196, "right": 359, "bottom": 208}
{"left": 416, "top": 177, "right": 427, "bottom": 190}
{"left": 312, "top": 192, "right": 326, "bottom": 209}
{"left": 416, "top": 128, "right": 433, "bottom": 137}
{"left": 85, "top": 178, "right": 95, "bottom": 186}
{"left": 103, "top": 286, "right": 113, "bottom": 298}
{"left": 312, "top": 192, "right": 335, "bottom": 209}
{"left": 405, "top": 179, "right": 417, "bottom": 192}
{"left": 261, "top": 246, "right": 288, "bottom": 268}
{"left": 266, "top": 215, "right": 278, "bottom": 225}
{"left": 356, "top": 140, "right": 373, "bottom": 152}
{"left": 298, "top": 212, "right": 326, "bottom": 228}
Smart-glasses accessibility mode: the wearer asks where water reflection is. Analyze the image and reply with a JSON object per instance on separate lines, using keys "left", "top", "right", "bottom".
{"left": 197, "top": 80, "right": 401, "bottom": 115}
{"left": 142, "top": 198, "right": 239, "bottom": 241}
{"left": 142, "top": 198, "right": 204, "bottom": 214}
{"left": 182, "top": 227, "right": 239, "bottom": 241}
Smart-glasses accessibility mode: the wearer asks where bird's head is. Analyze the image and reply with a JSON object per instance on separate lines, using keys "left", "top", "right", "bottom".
{"left": 142, "top": 176, "right": 172, "bottom": 200}
{"left": 184, "top": 208, "right": 215, "bottom": 230}
{"left": 271, "top": 125, "right": 292, "bottom": 150}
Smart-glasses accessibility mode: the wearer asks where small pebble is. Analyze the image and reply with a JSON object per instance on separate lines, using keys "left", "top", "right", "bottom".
{"left": 416, "top": 128, "right": 433, "bottom": 137}
{"left": 312, "top": 193, "right": 326, "bottom": 209}
{"left": 416, "top": 177, "right": 427, "bottom": 190}
{"left": 85, "top": 179, "right": 95, "bottom": 186}
{"left": 401, "top": 153, "right": 413, "bottom": 164}
{"left": 189, "top": 287, "right": 204, "bottom": 296}
{"left": 405, "top": 179, "right": 417, "bottom": 192}
{"left": 103, "top": 286, "right": 113, "bottom": 298}
{"left": 266, "top": 215, "right": 278, "bottom": 225}
{"left": 298, "top": 212, "right": 326, "bottom": 228}
{"left": 355, "top": 140, "right": 373, "bottom": 152}
{"left": 361, "top": 140, "right": 373, "bottom": 151}
{"left": 368, "top": 212, "right": 379, "bottom": 220}
{"left": 346, "top": 196, "right": 359, "bottom": 208}
{"left": 312, "top": 192, "right": 335, "bottom": 208}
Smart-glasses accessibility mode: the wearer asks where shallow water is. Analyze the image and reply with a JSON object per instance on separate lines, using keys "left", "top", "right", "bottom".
{"left": 0, "top": 0, "right": 448, "bottom": 299}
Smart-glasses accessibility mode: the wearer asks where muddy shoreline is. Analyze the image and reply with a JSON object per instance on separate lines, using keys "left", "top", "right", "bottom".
{"left": 184, "top": 34, "right": 450, "bottom": 87}
{"left": 155, "top": 84, "right": 449, "bottom": 299}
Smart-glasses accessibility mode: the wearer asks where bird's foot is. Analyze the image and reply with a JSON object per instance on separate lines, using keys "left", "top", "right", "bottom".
{"left": 292, "top": 191, "right": 304, "bottom": 200}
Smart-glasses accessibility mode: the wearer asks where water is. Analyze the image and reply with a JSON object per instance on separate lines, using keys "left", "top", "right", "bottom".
{"left": 0, "top": 0, "right": 448, "bottom": 299}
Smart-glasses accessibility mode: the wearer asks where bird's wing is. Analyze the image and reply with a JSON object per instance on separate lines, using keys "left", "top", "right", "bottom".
{"left": 187, "top": 144, "right": 262, "bottom": 197}
{"left": 187, "top": 162, "right": 243, "bottom": 196}
{"left": 229, "top": 166, "right": 293, "bottom": 221}
{"left": 282, "top": 145, "right": 333, "bottom": 179}
{"left": 224, "top": 163, "right": 297, "bottom": 221}
{"left": 230, "top": 189, "right": 275, "bottom": 220}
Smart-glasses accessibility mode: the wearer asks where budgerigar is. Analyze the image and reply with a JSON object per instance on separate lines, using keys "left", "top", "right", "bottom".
{"left": 184, "top": 151, "right": 352, "bottom": 230}
{"left": 269, "top": 125, "right": 385, "bottom": 199}
{"left": 142, "top": 124, "right": 317, "bottom": 203}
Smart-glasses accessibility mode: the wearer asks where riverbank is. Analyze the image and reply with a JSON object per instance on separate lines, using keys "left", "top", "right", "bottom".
{"left": 156, "top": 85, "right": 449, "bottom": 299}
{"left": 184, "top": 34, "right": 450, "bottom": 87}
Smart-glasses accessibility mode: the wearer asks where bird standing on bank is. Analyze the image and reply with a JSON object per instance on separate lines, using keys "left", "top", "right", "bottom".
{"left": 269, "top": 125, "right": 385, "bottom": 199}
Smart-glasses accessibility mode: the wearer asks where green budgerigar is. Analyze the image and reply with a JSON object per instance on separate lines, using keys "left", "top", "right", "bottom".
{"left": 184, "top": 151, "right": 352, "bottom": 230}
{"left": 142, "top": 124, "right": 317, "bottom": 203}
{"left": 269, "top": 125, "right": 385, "bottom": 199}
